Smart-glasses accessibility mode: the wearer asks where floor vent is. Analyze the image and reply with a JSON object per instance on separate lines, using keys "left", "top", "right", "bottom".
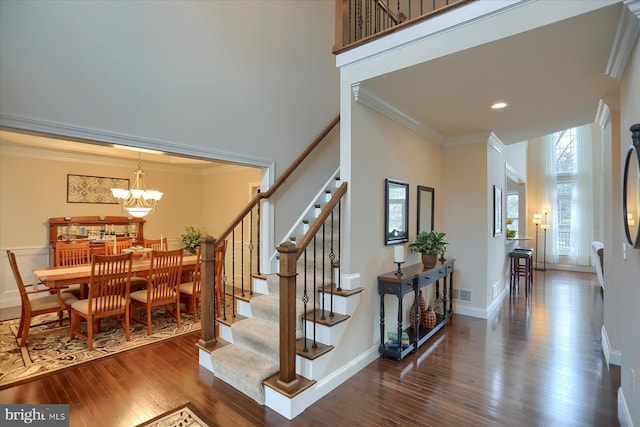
{"left": 453, "top": 289, "right": 472, "bottom": 302}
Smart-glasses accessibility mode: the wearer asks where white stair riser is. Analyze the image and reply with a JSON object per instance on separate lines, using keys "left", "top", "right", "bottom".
{"left": 237, "top": 299, "right": 252, "bottom": 317}
{"left": 319, "top": 293, "right": 360, "bottom": 316}
{"left": 304, "top": 318, "right": 348, "bottom": 346}
{"left": 219, "top": 323, "right": 233, "bottom": 343}
{"left": 254, "top": 277, "right": 269, "bottom": 295}
{"left": 296, "top": 350, "right": 332, "bottom": 380}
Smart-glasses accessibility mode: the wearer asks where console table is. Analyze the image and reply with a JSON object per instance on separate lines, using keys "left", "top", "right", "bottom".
{"left": 378, "top": 259, "right": 455, "bottom": 361}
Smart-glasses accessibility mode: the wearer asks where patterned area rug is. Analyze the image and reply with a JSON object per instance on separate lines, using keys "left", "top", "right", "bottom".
{"left": 0, "top": 307, "right": 202, "bottom": 389}
{"left": 136, "top": 402, "right": 212, "bottom": 427}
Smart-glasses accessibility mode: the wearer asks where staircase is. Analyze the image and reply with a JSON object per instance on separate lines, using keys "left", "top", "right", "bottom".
{"left": 207, "top": 177, "right": 363, "bottom": 416}
{"left": 193, "top": 116, "right": 371, "bottom": 418}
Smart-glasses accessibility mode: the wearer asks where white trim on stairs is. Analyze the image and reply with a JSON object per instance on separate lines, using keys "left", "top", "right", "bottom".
{"left": 264, "top": 344, "right": 380, "bottom": 420}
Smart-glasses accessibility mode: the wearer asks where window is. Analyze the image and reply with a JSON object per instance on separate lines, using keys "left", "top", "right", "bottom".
{"left": 506, "top": 193, "right": 519, "bottom": 235}
{"left": 554, "top": 128, "right": 577, "bottom": 256}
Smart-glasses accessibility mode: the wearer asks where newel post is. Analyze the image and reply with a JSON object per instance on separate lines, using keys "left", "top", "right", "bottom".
{"left": 199, "top": 235, "right": 217, "bottom": 349}
{"left": 277, "top": 241, "right": 299, "bottom": 388}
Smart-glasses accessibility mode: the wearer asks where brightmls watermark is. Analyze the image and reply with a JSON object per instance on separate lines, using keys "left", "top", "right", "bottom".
{"left": 1, "top": 405, "right": 69, "bottom": 426}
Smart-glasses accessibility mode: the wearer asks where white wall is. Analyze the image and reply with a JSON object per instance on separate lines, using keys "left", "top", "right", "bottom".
{"left": 0, "top": 0, "right": 339, "bottom": 179}
{"left": 618, "top": 36, "right": 640, "bottom": 426}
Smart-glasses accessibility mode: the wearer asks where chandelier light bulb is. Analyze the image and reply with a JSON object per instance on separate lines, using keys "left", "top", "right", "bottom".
{"left": 111, "top": 158, "right": 163, "bottom": 218}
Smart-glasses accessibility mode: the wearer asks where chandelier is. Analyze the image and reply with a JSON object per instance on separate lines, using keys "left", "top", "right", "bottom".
{"left": 111, "top": 158, "right": 163, "bottom": 218}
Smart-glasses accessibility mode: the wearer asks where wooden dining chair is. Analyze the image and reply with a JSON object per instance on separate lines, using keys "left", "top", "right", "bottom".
{"left": 55, "top": 241, "right": 91, "bottom": 266}
{"left": 179, "top": 247, "right": 202, "bottom": 321}
{"left": 104, "top": 238, "right": 147, "bottom": 291}
{"left": 144, "top": 237, "right": 168, "bottom": 251}
{"left": 55, "top": 241, "right": 91, "bottom": 298}
{"left": 7, "top": 250, "right": 78, "bottom": 347}
{"left": 69, "top": 252, "right": 133, "bottom": 351}
{"left": 130, "top": 248, "right": 183, "bottom": 334}
{"left": 104, "top": 238, "right": 133, "bottom": 255}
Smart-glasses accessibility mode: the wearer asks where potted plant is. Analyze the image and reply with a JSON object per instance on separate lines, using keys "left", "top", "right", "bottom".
{"left": 409, "top": 231, "right": 447, "bottom": 268}
{"left": 180, "top": 226, "right": 202, "bottom": 255}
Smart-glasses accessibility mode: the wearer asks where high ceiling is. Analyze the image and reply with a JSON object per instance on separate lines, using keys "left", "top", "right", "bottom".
{"left": 362, "top": 3, "right": 623, "bottom": 145}
{"left": 0, "top": 3, "right": 627, "bottom": 160}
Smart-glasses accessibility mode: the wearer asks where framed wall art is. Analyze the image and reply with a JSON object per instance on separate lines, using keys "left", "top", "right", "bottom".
{"left": 67, "top": 174, "right": 129, "bottom": 204}
{"left": 493, "top": 185, "right": 503, "bottom": 237}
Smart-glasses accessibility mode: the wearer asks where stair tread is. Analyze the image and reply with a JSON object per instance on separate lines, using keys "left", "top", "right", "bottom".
{"left": 216, "top": 313, "right": 248, "bottom": 327}
{"left": 224, "top": 285, "right": 261, "bottom": 302}
{"left": 318, "top": 284, "right": 363, "bottom": 297}
{"left": 296, "top": 338, "right": 334, "bottom": 360}
{"left": 304, "top": 309, "right": 350, "bottom": 327}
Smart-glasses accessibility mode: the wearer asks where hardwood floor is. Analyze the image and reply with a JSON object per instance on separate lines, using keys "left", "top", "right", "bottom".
{"left": 1, "top": 269, "right": 619, "bottom": 426}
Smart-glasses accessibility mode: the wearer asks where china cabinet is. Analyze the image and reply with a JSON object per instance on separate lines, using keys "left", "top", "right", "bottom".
{"left": 48, "top": 216, "right": 145, "bottom": 266}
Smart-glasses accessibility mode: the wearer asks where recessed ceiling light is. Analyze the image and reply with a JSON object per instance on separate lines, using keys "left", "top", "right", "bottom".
{"left": 112, "top": 144, "right": 165, "bottom": 155}
{"left": 491, "top": 101, "right": 509, "bottom": 110}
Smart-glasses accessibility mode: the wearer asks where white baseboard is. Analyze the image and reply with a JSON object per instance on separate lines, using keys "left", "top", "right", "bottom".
{"left": 264, "top": 345, "right": 379, "bottom": 419}
{"left": 487, "top": 279, "right": 508, "bottom": 319}
{"left": 454, "top": 303, "right": 489, "bottom": 319}
{"left": 602, "top": 325, "right": 622, "bottom": 366}
{"left": 618, "top": 387, "right": 634, "bottom": 427}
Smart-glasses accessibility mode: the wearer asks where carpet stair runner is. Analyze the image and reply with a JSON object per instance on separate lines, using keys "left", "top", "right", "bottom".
{"left": 209, "top": 218, "right": 337, "bottom": 405}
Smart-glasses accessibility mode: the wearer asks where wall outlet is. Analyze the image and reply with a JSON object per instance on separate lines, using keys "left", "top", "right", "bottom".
{"left": 631, "top": 369, "right": 635, "bottom": 390}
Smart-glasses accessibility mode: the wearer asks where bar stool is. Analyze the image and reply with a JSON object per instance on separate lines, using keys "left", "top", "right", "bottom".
{"left": 509, "top": 248, "right": 533, "bottom": 296}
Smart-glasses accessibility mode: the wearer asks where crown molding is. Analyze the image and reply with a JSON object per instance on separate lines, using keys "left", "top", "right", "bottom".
{"left": 605, "top": 0, "right": 640, "bottom": 81}
{"left": 446, "top": 132, "right": 490, "bottom": 146}
{"left": 488, "top": 132, "right": 505, "bottom": 153}
{"left": 595, "top": 99, "right": 612, "bottom": 128}
{"left": 0, "top": 113, "right": 273, "bottom": 168}
{"left": 0, "top": 142, "right": 219, "bottom": 175}
{"left": 506, "top": 163, "right": 525, "bottom": 184}
{"left": 351, "top": 83, "right": 446, "bottom": 144}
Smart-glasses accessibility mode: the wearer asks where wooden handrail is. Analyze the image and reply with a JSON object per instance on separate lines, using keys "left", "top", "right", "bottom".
{"left": 215, "top": 115, "right": 340, "bottom": 246}
{"left": 296, "top": 182, "right": 348, "bottom": 258}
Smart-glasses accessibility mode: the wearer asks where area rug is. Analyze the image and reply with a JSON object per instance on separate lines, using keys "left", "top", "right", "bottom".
{"left": 0, "top": 307, "right": 202, "bottom": 390}
{"left": 136, "top": 402, "right": 212, "bottom": 427}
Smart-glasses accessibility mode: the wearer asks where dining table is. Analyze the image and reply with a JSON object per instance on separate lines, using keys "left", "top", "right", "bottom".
{"left": 34, "top": 254, "right": 198, "bottom": 290}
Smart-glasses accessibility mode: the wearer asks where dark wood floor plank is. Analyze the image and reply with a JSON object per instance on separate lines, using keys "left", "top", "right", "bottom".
{"left": 0, "top": 270, "right": 620, "bottom": 426}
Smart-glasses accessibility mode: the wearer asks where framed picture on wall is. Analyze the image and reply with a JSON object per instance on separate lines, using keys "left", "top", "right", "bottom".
{"left": 385, "top": 178, "right": 409, "bottom": 245}
{"left": 494, "top": 185, "right": 503, "bottom": 237}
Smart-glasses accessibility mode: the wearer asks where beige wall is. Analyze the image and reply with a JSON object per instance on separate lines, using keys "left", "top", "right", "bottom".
{"left": 202, "top": 167, "right": 261, "bottom": 239}
{"left": 618, "top": 37, "right": 640, "bottom": 426}
{"left": 330, "top": 101, "right": 444, "bottom": 370}
{"left": 443, "top": 142, "right": 489, "bottom": 315}
{"left": 0, "top": 149, "right": 203, "bottom": 247}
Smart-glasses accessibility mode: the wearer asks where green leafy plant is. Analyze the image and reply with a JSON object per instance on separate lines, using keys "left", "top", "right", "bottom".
{"left": 409, "top": 231, "right": 447, "bottom": 256}
{"left": 180, "top": 226, "right": 202, "bottom": 255}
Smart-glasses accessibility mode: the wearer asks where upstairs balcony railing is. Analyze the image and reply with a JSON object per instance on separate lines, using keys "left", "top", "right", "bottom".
{"left": 333, "top": 0, "right": 472, "bottom": 53}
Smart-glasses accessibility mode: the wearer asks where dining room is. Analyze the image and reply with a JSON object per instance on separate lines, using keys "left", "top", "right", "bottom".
{"left": 0, "top": 131, "right": 262, "bottom": 310}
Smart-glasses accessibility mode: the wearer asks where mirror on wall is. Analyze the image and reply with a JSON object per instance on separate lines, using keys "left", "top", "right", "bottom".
{"left": 385, "top": 179, "right": 409, "bottom": 245}
{"left": 623, "top": 123, "right": 640, "bottom": 248}
{"left": 417, "top": 185, "right": 434, "bottom": 234}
